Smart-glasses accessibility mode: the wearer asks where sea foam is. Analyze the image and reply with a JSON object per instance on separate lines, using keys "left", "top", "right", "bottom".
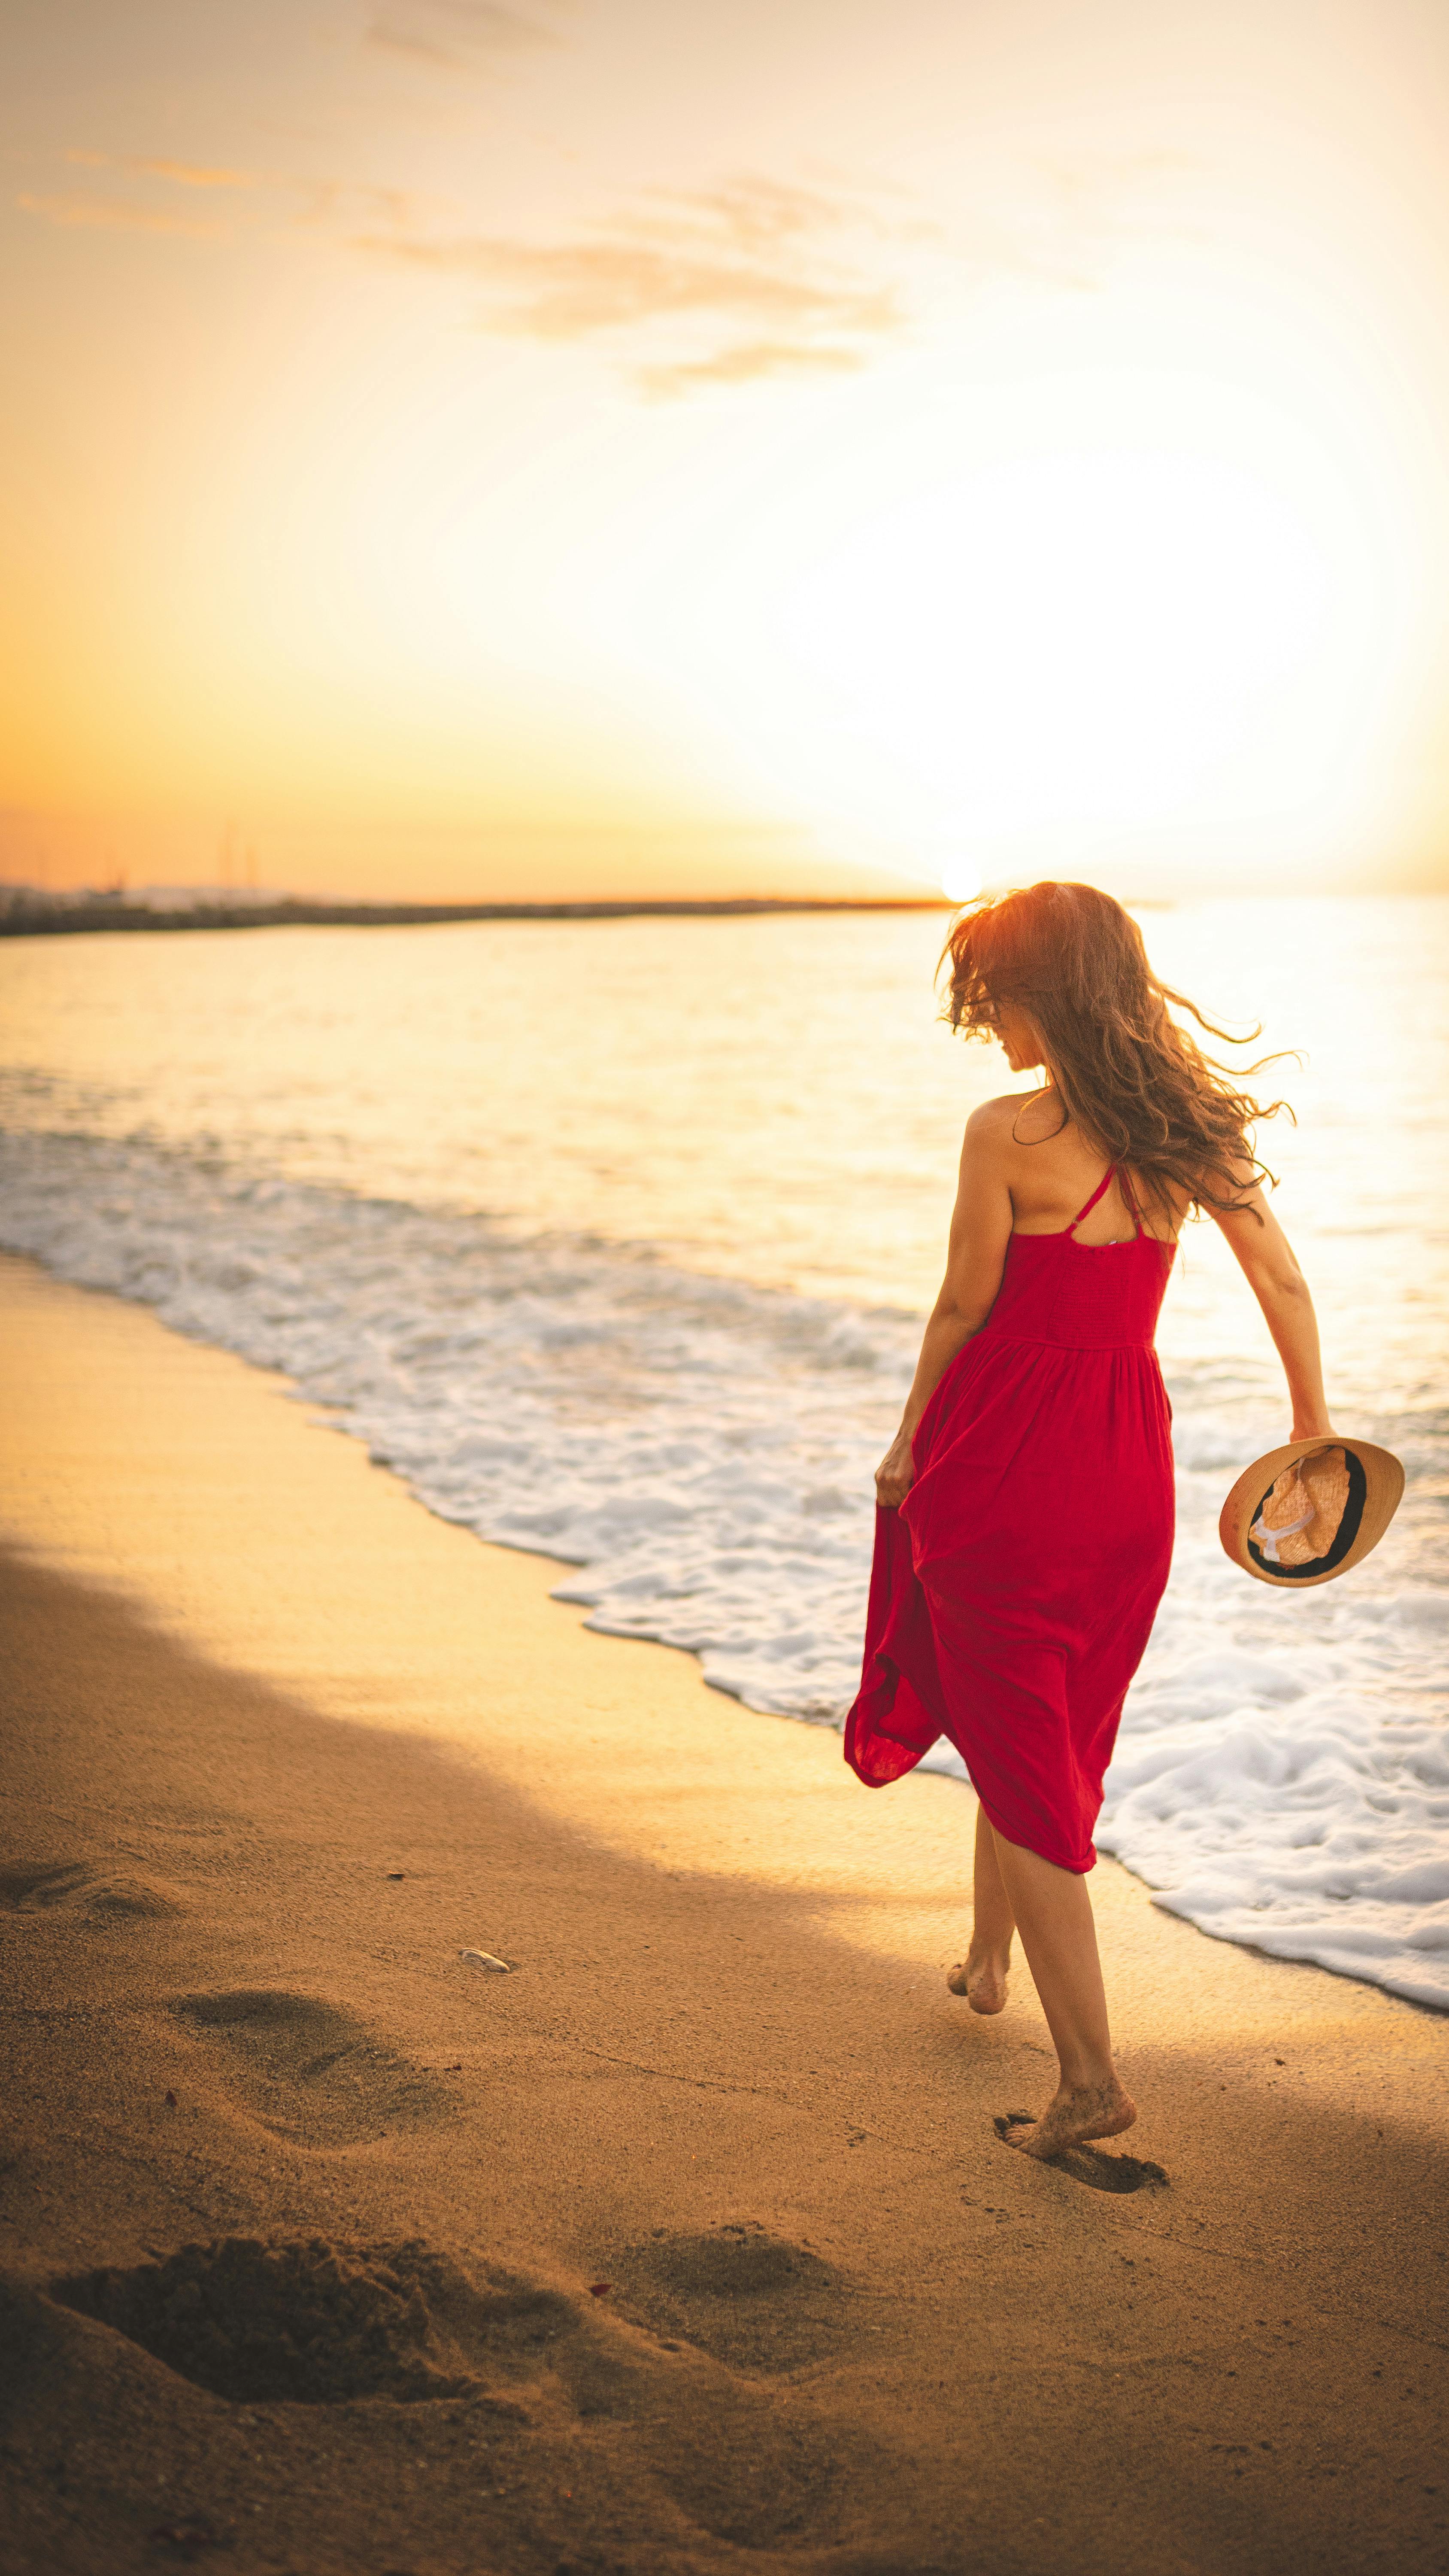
{"left": 3, "top": 1126, "right": 1445, "bottom": 2008}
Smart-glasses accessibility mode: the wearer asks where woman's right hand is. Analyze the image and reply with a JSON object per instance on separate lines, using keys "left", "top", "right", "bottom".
{"left": 875, "top": 1429, "right": 917, "bottom": 1510}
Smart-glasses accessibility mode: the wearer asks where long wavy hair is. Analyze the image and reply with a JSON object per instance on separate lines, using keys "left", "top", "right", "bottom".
{"left": 940, "top": 881, "right": 1291, "bottom": 1220}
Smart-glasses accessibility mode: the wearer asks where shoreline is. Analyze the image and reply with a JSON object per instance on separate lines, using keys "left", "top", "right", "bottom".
{"left": 3, "top": 1250, "right": 1448, "bottom": 2571}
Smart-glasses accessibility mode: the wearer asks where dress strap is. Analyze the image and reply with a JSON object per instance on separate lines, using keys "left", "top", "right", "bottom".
{"left": 1063, "top": 1164, "right": 1117, "bottom": 1235}
{"left": 1117, "top": 1166, "right": 1146, "bottom": 1239}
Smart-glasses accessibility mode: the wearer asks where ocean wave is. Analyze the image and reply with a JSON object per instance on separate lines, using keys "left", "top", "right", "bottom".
{"left": 3, "top": 1126, "right": 1445, "bottom": 2008}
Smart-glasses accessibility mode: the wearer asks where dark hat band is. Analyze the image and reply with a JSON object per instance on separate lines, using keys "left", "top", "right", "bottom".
{"left": 1246, "top": 1446, "right": 1366, "bottom": 1582}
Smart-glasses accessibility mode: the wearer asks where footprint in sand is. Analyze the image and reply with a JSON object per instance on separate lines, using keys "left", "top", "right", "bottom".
{"left": 50, "top": 2233, "right": 844, "bottom": 2556}
{"left": 51, "top": 2237, "right": 578, "bottom": 2406}
{"left": 172, "top": 1989, "right": 447, "bottom": 2148}
{"left": 993, "top": 2110, "right": 1169, "bottom": 2193}
{"left": 570, "top": 2227, "right": 849, "bottom": 2547}
{"left": 605, "top": 2221, "right": 852, "bottom": 2376}
{"left": 646, "top": 2388, "right": 841, "bottom": 2553}
{"left": 0, "top": 1859, "right": 187, "bottom": 1920}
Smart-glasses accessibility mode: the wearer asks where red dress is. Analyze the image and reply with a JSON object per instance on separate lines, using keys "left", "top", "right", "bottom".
{"left": 845, "top": 1166, "right": 1175, "bottom": 1873}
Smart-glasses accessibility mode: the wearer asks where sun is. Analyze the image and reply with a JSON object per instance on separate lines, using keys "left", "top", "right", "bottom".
{"left": 940, "top": 862, "right": 981, "bottom": 905}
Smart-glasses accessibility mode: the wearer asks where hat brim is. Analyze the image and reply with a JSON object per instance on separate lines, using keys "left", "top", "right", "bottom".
{"left": 1219, "top": 1437, "right": 1404, "bottom": 1589}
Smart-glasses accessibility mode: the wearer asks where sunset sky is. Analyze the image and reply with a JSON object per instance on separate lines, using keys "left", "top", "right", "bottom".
{"left": 5, "top": 0, "right": 1449, "bottom": 901}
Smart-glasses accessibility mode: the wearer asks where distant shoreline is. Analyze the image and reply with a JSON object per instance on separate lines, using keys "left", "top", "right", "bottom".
{"left": 0, "top": 893, "right": 954, "bottom": 939}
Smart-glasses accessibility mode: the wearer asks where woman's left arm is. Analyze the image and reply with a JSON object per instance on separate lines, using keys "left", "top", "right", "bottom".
{"left": 875, "top": 1106, "right": 1016, "bottom": 1507}
{"left": 1210, "top": 1178, "right": 1333, "bottom": 1439}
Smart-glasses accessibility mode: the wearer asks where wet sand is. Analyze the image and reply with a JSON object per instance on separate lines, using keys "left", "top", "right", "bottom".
{"left": 2, "top": 1249, "right": 1447, "bottom": 2575}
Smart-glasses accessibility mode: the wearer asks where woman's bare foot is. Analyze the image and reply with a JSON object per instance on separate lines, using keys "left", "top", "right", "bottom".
{"left": 1005, "top": 2075, "right": 1137, "bottom": 2158}
{"left": 946, "top": 1946, "right": 1011, "bottom": 2014}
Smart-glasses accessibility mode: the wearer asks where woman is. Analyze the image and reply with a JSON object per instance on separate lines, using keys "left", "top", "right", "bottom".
{"left": 846, "top": 881, "right": 1331, "bottom": 2160}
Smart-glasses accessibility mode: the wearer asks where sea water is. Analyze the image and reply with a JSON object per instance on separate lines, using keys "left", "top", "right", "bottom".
{"left": 2, "top": 897, "right": 1446, "bottom": 2005}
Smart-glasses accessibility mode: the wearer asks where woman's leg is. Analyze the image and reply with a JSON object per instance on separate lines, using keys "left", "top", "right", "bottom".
{"left": 946, "top": 1803, "right": 1016, "bottom": 2012}
{"left": 987, "top": 1825, "right": 1136, "bottom": 2155}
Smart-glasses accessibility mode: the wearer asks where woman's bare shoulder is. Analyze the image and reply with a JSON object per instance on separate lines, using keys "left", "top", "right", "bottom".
{"left": 964, "top": 1089, "right": 1065, "bottom": 1153}
{"left": 966, "top": 1089, "right": 1055, "bottom": 1137}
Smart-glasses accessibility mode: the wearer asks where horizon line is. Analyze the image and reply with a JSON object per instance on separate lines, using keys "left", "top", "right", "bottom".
{"left": 0, "top": 890, "right": 960, "bottom": 939}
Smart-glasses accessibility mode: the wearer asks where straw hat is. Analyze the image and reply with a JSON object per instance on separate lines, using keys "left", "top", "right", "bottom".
{"left": 1219, "top": 1435, "right": 1404, "bottom": 1589}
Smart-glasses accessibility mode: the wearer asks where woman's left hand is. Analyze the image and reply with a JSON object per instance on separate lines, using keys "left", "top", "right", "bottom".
{"left": 875, "top": 1430, "right": 917, "bottom": 1509}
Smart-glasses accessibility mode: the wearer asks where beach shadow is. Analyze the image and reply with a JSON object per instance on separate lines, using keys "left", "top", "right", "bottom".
{"left": 6, "top": 1541, "right": 1448, "bottom": 2576}
{"left": 992, "top": 2110, "right": 1169, "bottom": 2193}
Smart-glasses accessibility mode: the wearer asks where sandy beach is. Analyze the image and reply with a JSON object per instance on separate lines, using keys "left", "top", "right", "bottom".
{"left": 2, "top": 1247, "right": 1447, "bottom": 2575}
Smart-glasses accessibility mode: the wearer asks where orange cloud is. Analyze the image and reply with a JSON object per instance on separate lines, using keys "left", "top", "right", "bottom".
{"left": 352, "top": 172, "right": 907, "bottom": 390}
{"left": 639, "top": 175, "right": 926, "bottom": 255}
{"left": 30, "top": 141, "right": 905, "bottom": 398}
{"left": 362, "top": 228, "right": 898, "bottom": 337}
{"left": 133, "top": 159, "right": 259, "bottom": 190}
{"left": 17, "top": 193, "right": 230, "bottom": 239}
{"left": 637, "top": 341, "right": 868, "bottom": 399}
{"left": 36, "top": 153, "right": 425, "bottom": 244}
{"left": 65, "top": 146, "right": 262, "bottom": 189}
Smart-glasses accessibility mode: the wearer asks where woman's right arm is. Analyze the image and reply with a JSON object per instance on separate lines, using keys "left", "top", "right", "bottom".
{"left": 1210, "top": 1179, "right": 1333, "bottom": 1439}
{"left": 874, "top": 1106, "right": 1015, "bottom": 1507}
